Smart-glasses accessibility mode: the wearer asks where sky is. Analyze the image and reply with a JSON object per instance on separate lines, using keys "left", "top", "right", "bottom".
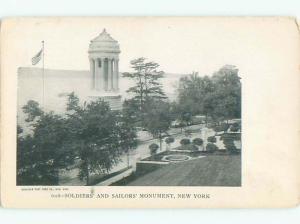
{"left": 2, "top": 17, "right": 279, "bottom": 77}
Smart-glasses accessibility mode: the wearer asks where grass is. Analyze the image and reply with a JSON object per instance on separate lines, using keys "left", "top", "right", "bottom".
{"left": 125, "top": 155, "right": 241, "bottom": 186}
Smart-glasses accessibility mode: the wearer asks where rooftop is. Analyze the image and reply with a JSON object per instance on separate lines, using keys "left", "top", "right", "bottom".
{"left": 89, "top": 29, "right": 120, "bottom": 54}
{"left": 91, "top": 29, "right": 117, "bottom": 42}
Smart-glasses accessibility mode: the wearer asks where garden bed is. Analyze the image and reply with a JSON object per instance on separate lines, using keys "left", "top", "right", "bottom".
{"left": 142, "top": 150, "right": 205, "bottom": 162}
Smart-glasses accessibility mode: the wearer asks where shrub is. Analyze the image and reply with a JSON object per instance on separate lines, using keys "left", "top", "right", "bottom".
{"left": 230, "top": 126, "right": 239, "bottom": 132}
{"left": 220, "top": 122, "right": 230, "bottom": 132}
{"left": 149, "top": 143, "right": 159, "bottom": 155}
{"left": 206, "top": 143, "right": 218, "bottom": 152}
{"left": 232, "top": 122, "right": 240, "bottom": 128}
{"left": 229, "top": 122, "right": 241, "bottom": 132}
{"left": 193, "top": 138, "right": 203, "bottom": 146}
{"left": 186, "top": 144, "right": 198, "bottom": 151}
{"left": 212, "top": 122, "right": 229, "bottom": 132}
{"left": 207, "top": 136, "right": 217, "bottom": 143}
{"left": 223, "top": 137, "right": 240, "bottom": 154}
{"left": 213, "top": 125, "right": 223, "bottom": 132}
{"left": 178, "top": 144, "right": 198, "bottom": 151}
{"left": 180, "top": 138, "right": 191, "bottom": 145}
{"left": 165, "top": 137, "right": 175, "bottom": 144}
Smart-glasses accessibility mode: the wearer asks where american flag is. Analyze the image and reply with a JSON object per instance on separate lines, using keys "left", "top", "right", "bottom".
{"left": 31, "top": 48, "right": 43, "bottom": 65}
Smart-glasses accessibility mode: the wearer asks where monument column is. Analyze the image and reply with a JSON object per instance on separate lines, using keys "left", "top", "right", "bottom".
{"left": 89, "top": 58, "right": 95, "bottom": 89}
{"left": 99, "top": 58, "right": 105, "bottom": 91}
{"left": 107, "top": 58, "right": 112, "bottom": 91}
{"left": 113, "top": 59, "right": 119, "bottom": 90}
{"left": 116, "top": 59, "right": 119, "bottom": 90}
{"left": 111, "top": 59, "right": 114, "bottom": 90}
{"left": 95, "top": 58, "right": 100, "bottom": 90}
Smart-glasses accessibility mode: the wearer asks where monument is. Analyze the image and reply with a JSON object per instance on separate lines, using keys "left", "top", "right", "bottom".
{"left": 88, "top": 29, "right": 122, "bottom": 110}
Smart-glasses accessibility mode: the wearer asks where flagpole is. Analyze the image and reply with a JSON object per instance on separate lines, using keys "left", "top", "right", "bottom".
{"left": 42, "top": 41, "right": 45, "bottom": 108}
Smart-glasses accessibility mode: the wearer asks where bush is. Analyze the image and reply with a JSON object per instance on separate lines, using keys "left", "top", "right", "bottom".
{"left": 229, "top": 122, "right": 241, "bottom": 132}
{"left": 207, "top": 136, "right": 217, "bottom": 143}
{"left": 206, "top": 143, "right": 218, "bottom": 152}
{"left": 212, "top": 122, "right": 229, "bottom": 132}
{"left": 149, "top": 143, "right": 159, "bottom": 155}
{"left": 230, "top": 126, "right": 239, "bottom": 132}
{"left": 220, "top": 122, "right": 230, "bottom": 132}
{"left": 165, "top": 137, "right": 175, "bottom": 144}
{"left": 213, "top": 125, "right": 223, "bottom": 132}
{"left": 180, "top": 138, "right": 191, "bottom": 145}
{"left": 232, "top": 122, "right": 240, "bottom": 128}
{"left": 223, "top": 137, "right": 240, "bottom": 154}
{"left": 193, "top": 138, "right": 203, "bottom": 146}
{"left": 178, "top": 144, "right": 198, "bottom": 151}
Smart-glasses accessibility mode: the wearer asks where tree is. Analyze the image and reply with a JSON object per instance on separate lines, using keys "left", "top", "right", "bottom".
{"left": 193, "top": 138, "right": 203, "bottom": 146}
{"left": 175, "top": 65, "right": 241, "bottom": 125}
{"left": 149, "top": 143, "right": 159, "bottom": 155}
{"left": 207, "top": 136, "right": 217, "bottom": 143}
{"left": 180, "top": 138, "right": 191, "bottom": 146}
{"left": 206, "top": 143, "right": 218, "bottom": 153}
{"left": 172, "top": 101, "right": 193, "bottom": 132}
{"left": 17, "top": 100, "right": 73, "bottom": 185}
{"left": 65, "top": 93, "right": 125, "bottom": 185}
{"left": 18, "top": 94, "right": 137, "bottom": 186}
{"left": 165, "top": 137, "right": 175, "bottom": 150}
{"left": 118, "top": 102, "right": 138, "bottom": 168}
{"left": 143, "top": 100, "right": 172, "bottom": 151}
{"left": 211, "top": 65, "right": 241, "bottom": 122}
{"left": 177, "top": 72, "right": 214, "bottom": 116}
{"left": 123, "top": 58, "right": 166, "bottom": 123}
{"left": 222, "top": 133, "right": 239, "bottom": 154}
{"left": 22, "top": 100, "right": 43, "bottom": 122}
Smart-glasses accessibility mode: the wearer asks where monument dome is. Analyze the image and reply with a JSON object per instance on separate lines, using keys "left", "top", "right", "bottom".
{"left": 88, "top": 29, "right": 121, "bottom": 55}
{"left": 88, "top": 29, "right": 120, "bottom": 92}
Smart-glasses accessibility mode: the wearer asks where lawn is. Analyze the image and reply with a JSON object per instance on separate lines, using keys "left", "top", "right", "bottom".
{"left": 125, "top": 155, "right": 241, "bottom": 186}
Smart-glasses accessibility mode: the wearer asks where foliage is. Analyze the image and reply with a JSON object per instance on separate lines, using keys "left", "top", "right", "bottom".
{"left": 206, "top": 143, "right": 218, "bottom": 153}
{"left": 193, "top": 138, "right": 203, "bottom": 146}
{"left": 222, "top": 134, "right": 240, "bottom": 154}
{"left": 165, "top": 137, "right": 175, "bottom": 144}
{"left": 212, "top": 122, "right": 230, "bottom": 132}
{"left": 17, "top": 93, "right": 138, "bottom": 186}
{"left": 143, "top": 100, "right": 172, "bottom": 150}
{"left": 149, "top": 143, "right": 159, "bottom": 155}
{"left": 22, "top": 100, "right": 43, "bottom": 122}
{"left": 175, "top": 65, "right": 241, "bottom": 123}
{"left": 17, "top": 101, "right": 73, "bottom": 185}
{"left": 171, "top": 101, "right": 193, "bottom": 129}
{"left": 122, "top": 99, "right": 140, "bottom": 124}
{"left": 177, "top": 72, "right": 214, "bottom": 116}
{"left": 178, "top": 144, "right": 198, "bottom": 151}
{"left": 123, "top": 58, "right": 166, "bottom": 116}
{"left": 118, "top": 103, "right": 139, "bottom": 167}
{"left": 180, "top": 138, "right": 191, "bottom": 146}
{"left": 207, "top": 136, "right": 217, "bottom": 143}
{"left": 119, "top": 101, "right": 139, "bottom": 153}
{"left": 230, "top": 126, "right": 240, "bottom": 132}
{"left": 230, "top": 122, "right": 241, "bottom": 132}
{"left": 65, "top": 93, "right": 127, "bottom": 185}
